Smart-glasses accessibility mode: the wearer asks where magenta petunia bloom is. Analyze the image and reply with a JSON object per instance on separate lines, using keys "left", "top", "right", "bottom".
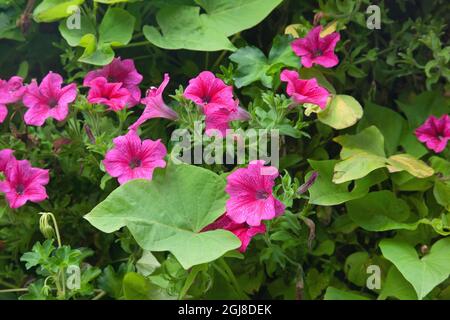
{"left": 0, "top": 105, "right": 7, "bottom": 123}
{"left": 291, "top": 26, "right": 340, "bottom": 68}
{"left": 184, "top": 71, "right": 234, "bottom": 112}
{"left": 280, "top": 69, "right": 329, "bottom": 109}
{"left": 0, "top": 159, "right": 49, "bottom": 209}
{"left": 0, "top": 149, "right": 14, "bottom": 172}
{"left": 103, "top": 130, "right": 167, "bottom": 185}
{"left": 415, "top": 114, "right": 450, "bottom": 153}
{"left": 0, "top": 76, "right": 26, "bottom": 104}
{"left": 23, "top": 72, "right": 77, "bottom": 126}
{"left": 225, "top": 160, "right": 285, "bottom": 226}
{"left": 87, "top": 77, "right": 131, "bottom": 112}
{"left": 84, "top": 57, "right": 143, "bottom": 107}
{"left": 204, "top": 102, "right": 251, "bottom": 137}
{"left": 202, "top": 214, "right": 266, "bottom": 252}
{"left": 129, "top": 73, "right": 178, "bottom": 131}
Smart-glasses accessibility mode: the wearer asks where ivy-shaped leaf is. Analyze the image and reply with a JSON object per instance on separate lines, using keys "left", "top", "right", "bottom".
{"left": 84, "top": 163, "right": 240, "bottom": 269}
{"left": 380, "top": 237, "right": 450, "bottom": 300}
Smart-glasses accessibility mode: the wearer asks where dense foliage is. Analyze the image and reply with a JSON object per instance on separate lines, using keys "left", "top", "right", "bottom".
{"left": 0, "top": 0, "right": 449, "bottom": 300}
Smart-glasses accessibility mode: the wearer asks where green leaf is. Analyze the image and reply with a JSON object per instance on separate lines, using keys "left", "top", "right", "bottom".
{"left": 318, "top": 95, "right": 363, "bottom": 130}
{"left": 99, "top": 7, "right": 135, "bottom": 45}
{"left": 122, "top": 273, "right": 145, "bottom": 299}
{"left": 344, "top": 252, "right": 370, "bottom": 287}
{"left": 307, "top": 159, "right": 387, "bottom": 205}
{"left": 346, "top": 191, "right": 412, "bottom": 232}
{"left": 33, "top": 0, "right": 85, "bottom": 23}
{"left": 59, "top": 8, "right": 135, "bottom": 65}
{"left": 333, "top": 126, "right": 386, "bottom": 183}
{"left": 324, "top": 287, "right": 371, "bottom": 300}
{"left": 230, "top": 35, "right": 297, "bottom": 88}
{"left": 379, "top": 237, "right": 450, "bottom": 300}
{"left": 20, "top": 240, "right": 55, "bottom": 270}
{"left": 357, "top": 101, "right": 405, "bottom": 155}
{"left": 378, "top": 266, "right": 417, "bottom": 300}
{"left": 143, "top": 6, "right": 234, "bottom": 52}
{"left": 143, "top": 0, "right": 282, "bottom": 51}
{"left": 136, "top": 251, "right": 161, "bottom": 277}
{"left": 85, "top": 163, "right": 240, "bottom": 269}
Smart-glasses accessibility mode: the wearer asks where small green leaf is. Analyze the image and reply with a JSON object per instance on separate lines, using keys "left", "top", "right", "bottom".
{"left": 318, "top": 95, "right": 363, "bottom": 130}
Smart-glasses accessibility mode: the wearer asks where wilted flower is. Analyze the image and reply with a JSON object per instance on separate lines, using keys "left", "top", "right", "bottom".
{"left": 103, "top": 130, "right": 167, "bottom": 185}
{"left": 291, "top": 25, "right": 340, "bottom": 68}
{"left": 415, "top": 114, "right": 450, "bottom": 153}
{"left": 129, "top": 73, "right": 178, "bottom": 131}
{"left": 23, "top": 72, "right": 77, "bottom": 126}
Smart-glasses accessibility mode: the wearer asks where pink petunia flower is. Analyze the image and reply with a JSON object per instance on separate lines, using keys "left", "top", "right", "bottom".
{"left": 291, "top": 26, "right": 340, "bottom": 68}
{"left": 129, "top": 73, "right": 178, "bottom": 131}
{"left": 84, "top": 57, "right": 143, "bottom": 107}
{"left": 280, "top": 69, "right": 329, "bottom": 109}
{"left": 184, "top": 71, "right": 235, "bottom": 112}
{"left": 0, "top": 76, "right": 26, "bottom": 104}
{"left": 23, "top": 72, "right": 77, "bottom": 126}
{"left": 0, "top": 105, "right": 7, "bottom": 123}
{"left": 0, "top": 159, "right": 49, "bottom": 209}
{"left": 415, "top": 114, "right": 450, "bottom": 153}
{"left": 202, "top": 214, "right": 266, "bottom": 252}
{"left": 103, "top": 130, "right": 167, "bottom": 185}
{"left": 87, "top": 77, "right": 131, "bottom": 112}
{"left": 225, "top": 160, "right": 285, "bottom": 226}
{"left": 0, "top": 149, "right": 14, "bottom": 172}
{"left": 0, "top": 76, "right": 26, "bottom": 122}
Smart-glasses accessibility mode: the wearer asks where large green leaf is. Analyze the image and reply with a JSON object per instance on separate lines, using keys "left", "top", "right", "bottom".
{"left": 380, "top": 238, "right": 450, "bottom": 300}
{"left": 318, "top": 95, "right": 363, "bottom": 130}
{"left": 357, "top": 101, "right": 405, "bottom": 155}
{"left": 143, "top": 0, "right": 282, "bottom": 51}
{"left": 84, "top": 164, "right": 240, "bottom": 269}
{"left": 333, "top": 126, "right": 386, "bottom": 183}
{"left": 229, "top": 35, "right": 298, "bottom": 88}
{"left": 324, "top": 287, "right": 370, "bottom": 300}
{"left": 33, "top": 0, "right": 85, "bottom": 23}
{"left": 378, "top": 266, "right": 417, "bottom": 300}
{"left": 346, "top": 191, "right": 412, "bottom": 231}
{"left": 307, "top": 159, "right": 387, "bottom": 205}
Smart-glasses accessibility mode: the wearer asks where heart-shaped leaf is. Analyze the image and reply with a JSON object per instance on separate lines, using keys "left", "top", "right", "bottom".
{"left": 33, "top": 0, "right": 85, "bottom": 23}
{"left": 143, "top": 0, "right": 282, "bottom": 52}
{"left": 84, "top": 163, "right": 240, "bottom": 269}
{"left": 380, "top": 237, "right": 450, "bottom": 300}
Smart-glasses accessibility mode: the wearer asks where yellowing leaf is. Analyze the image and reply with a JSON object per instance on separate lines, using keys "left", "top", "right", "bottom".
{"left": 387, "top": 154, "right": 434, "bottom": 178}
{"left": 320, "top": 21, "right": 337, "bottom": 37}
{"left": 285, "top": 24, "right": 301, "bottom": 38}
{"left": 318, "top": 95, "right": 363, "bottom": 130}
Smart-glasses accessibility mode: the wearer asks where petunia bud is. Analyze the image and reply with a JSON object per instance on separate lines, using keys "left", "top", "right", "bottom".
{"left": 298, "top": 171, "right": 319, "bottom": 194}
{"left": 39, "top": 212, "right": 55, "bottom": 239}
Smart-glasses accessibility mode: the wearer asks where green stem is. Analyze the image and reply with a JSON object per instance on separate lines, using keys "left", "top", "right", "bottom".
{"left": 217, "top": 258, "right": 247, "bottom": 299}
